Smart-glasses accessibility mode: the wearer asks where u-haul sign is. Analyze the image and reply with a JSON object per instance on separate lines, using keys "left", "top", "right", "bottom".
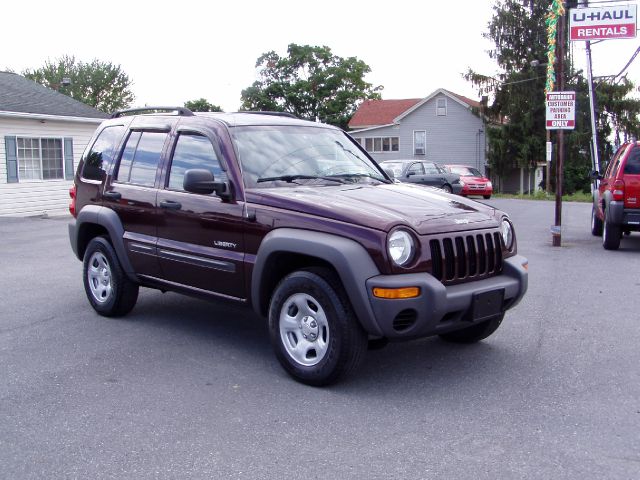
{"left": 546, "top": 92, "right": 575, "bottom": 130}
{"left": 569, "top": 5, "right": 637, "bottom": 41}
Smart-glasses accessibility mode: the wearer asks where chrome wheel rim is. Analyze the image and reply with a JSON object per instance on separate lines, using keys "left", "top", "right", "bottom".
{"left": 279, "top": 293, "right": 330, "bottom": 366}
{"left": 87, "top": 252, "right": 113, "bottom": 304}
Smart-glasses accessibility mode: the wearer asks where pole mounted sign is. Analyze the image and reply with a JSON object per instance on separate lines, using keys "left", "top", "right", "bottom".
{"left": 569, "top": 5, "right": 637, "bottom": 41}
{"left": 546, "top": 91, "right": 576, "bottom": 130}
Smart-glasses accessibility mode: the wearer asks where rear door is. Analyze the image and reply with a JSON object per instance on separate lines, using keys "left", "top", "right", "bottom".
{"left": 155, "top": 126, "right": 246, "bottom": 300}
{"left": 622, "top": 145, "right": 640, "bottom": 208}
{"left": 104, "top": 119, "right": 174, "bottom": 277}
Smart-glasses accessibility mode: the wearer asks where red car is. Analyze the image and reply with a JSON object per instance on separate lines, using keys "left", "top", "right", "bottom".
{"left": 591, "top": 142, "right": 640, "bottom": 250}
{"left": 444, "top": 165, "right": 493, "bottom": 199}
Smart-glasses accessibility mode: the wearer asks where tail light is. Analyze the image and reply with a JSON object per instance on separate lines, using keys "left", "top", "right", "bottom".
{"left": 612, "top": 180, "right": 625, "bottom": 201}
{"left": 69, "top": 184, "right": 77, "bottom": 217}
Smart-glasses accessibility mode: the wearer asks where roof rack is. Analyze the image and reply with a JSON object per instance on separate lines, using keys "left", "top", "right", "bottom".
{"left": 239, "top": 111, "right": 298, "bottom": 119}
{"left": 110, "top": 106, "right": 194, "bottom": 118}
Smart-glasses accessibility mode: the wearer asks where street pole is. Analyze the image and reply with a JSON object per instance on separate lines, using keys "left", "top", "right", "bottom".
{"left": 585, "top": 39, "right": 600, "bottom": 178}
{"left": 552, "top": 6, "right": 566, "bottom": 247}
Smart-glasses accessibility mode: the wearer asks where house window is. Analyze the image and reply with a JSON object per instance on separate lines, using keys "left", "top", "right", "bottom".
{"left": 17, "top": 137, "right": 64, "bottom": 180}
{"left": 436, "top": 98, "right": 447, "bottom": 116}
{"left": 362, "top": 136, "right": 400, "bottom": 153}
{"left": 413, "top": 131, "right": 426, "bottom": 155}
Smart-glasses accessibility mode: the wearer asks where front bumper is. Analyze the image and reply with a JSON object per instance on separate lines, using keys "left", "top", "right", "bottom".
{"left": 364, "top": 255, "right": 528, "bottom": 339}
{"left": 461, "top": 185, "right": 493, "bottom": 196}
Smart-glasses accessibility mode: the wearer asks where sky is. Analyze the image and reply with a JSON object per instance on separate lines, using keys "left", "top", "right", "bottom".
{"left": 1, "top": 0, "right": 638, "bottom": 112}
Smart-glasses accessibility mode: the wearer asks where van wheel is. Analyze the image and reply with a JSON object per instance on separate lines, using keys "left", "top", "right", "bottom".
{"left": 602, "top": 208, "right": 621, "bottom": 250}
{"left": 591, "top": 205, "right": 603, "bottom": 236}
{"left": 439, "top": 313, "right": 504, "bottom": 344}
{"left": 268, "top": 268, "right": 367, "bottom": 386}
{"left": 83, "top": 237, "right": 139, "bottom": 317}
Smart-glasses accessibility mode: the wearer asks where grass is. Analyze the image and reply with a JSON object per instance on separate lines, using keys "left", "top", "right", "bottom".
{"left": 492, "top": 191, "right": 592, "bottom": 202}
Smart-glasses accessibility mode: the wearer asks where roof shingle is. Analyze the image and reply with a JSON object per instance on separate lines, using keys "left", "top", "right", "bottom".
{"left": 0, "top": 71, "right": 108, "bottom": 119}
{"left": 348, "top": 98, "right": 421, "bottom": 129}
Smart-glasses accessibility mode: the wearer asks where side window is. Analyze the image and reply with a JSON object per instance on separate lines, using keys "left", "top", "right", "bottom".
{"left": 115, "top": 131, "right": 167, "bottom": 187}
{"left": 623, "top": 147, "right": 640, "bottom": 175}
{"left": 82, "top": 125, "right": 125, "bottom": 181}
{"left": 605, "top": 147, "right": 624, "bottom": 178}
{"left": 424, "top": 163, "right": 441, "bottom": 175}
{"left": 408, "top": 162, "right": 425, "bottom": 175}
{"left": 167, "top": 134, "right": 226, "bottom": 191}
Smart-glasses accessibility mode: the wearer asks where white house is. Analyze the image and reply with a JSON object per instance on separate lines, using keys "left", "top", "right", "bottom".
{"left": 348, "top": 89, "right": 487, "bottom": 175}
{"left": 0, "top": 72, "right": 108, "bottom": 216}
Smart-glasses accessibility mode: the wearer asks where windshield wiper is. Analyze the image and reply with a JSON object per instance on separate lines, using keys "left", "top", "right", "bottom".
{"left": 330, "top": 173, "right": 387, "bottom": 183}
{"left": 257, "top": 174, "right": 347, "bottom": 184}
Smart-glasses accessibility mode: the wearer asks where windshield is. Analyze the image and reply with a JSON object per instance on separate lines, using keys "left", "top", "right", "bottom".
{"left": 231, "top": 126, "right": 388, "bottom": 188}
{"left": 449, "top": 166, "right": 482, "bottom": 177}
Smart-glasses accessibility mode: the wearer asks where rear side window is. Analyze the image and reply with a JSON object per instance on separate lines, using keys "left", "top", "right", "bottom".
{"left": 116, "top": 131, "right": 168, "bottom": 186}
{"left": 167, "top": 134, "right": 226, "bottom": 191}
{"left": 623, "top": 147, "right": 640, "bottom": 174}
{"left": 82, "top": 125, "right": 125, "bottom": 181}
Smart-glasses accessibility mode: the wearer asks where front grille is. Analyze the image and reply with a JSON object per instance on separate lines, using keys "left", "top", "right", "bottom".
{"left": 469, "top": 184, "right": 487, "bottom": 189}
{"left": 429, "top": 230, "right": 503, "bottom": 284}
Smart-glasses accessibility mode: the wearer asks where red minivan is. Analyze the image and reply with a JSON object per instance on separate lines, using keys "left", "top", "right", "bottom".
{"left": 591, "top": 142, "right": 640, "bottom": 250}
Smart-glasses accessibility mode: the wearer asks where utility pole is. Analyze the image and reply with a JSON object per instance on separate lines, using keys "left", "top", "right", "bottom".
{"left": 552, "top": 6, "right": 567, "bottom": 247}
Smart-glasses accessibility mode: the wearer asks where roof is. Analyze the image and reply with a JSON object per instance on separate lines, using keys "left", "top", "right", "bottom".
{"left": 348, "top": 89, "right": 482, "bottom": 130}
{"left": 348, "top": 98, "right": 421, "bottom": 129}
{"left": 0, "top": 71, "right": 108, "bottom": 119}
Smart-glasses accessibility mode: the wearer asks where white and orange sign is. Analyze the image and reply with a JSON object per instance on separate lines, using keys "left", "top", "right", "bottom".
{"left": 569, "top": 5, "right": 637, "bottom": 41}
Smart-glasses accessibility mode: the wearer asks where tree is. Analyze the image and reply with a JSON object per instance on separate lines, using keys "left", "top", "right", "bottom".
{"left": 466, "top": 0, "right": 640, "bottom": 194}
{"left": 23, "top": 55, "right": 134, "bottom": 113}
{"left": 184, "top": 98, "right": 223, "bottom": 112}
{"left": 240, "top": 44, "right": 382, "bottom": 129}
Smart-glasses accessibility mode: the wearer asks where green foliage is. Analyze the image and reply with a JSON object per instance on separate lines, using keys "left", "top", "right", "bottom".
{"left": 23, "top": 55, "right": 134, "bottom": 113}
{"left": 184, "top": 98, "right": 223, "bottom": 112}
{"left": 240, "top": 44, "right": 382, "bottom": 129}
{"left": 467, "top": 0, "right": 640, "bottom": 195}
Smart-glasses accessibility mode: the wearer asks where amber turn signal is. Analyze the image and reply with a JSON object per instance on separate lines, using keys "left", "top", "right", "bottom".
{"left": 372, "top": 287, "right": 421, "bottom": 299}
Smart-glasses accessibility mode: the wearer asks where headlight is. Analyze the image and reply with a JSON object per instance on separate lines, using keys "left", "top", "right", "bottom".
{"left": 501, "top": 219, "right": 514, "bottom": 250}
{"left": 487, "top": 181, "right": 492, "bottom": 188}
{"left": 388, "top": 229, "right": 415, "bottom": 266}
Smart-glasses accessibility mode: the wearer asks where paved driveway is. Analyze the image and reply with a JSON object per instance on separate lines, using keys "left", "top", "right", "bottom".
{"left": 1, "top": 200, "right": 639, "bottom": 479}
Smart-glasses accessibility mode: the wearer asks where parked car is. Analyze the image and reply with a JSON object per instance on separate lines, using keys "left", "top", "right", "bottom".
{"left": 68, "top": 107, "right": 528, "bottom": 386}
{"left": 380, "top": 160, "right": 463, "bottom": 194}
{"left": 444, "top": 164, "right": 493, "bottom": 199}
{"left": 591, "top": 142, "right": 640, "bottom": 250}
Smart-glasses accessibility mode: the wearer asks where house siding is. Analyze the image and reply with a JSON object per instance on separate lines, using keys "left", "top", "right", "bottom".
{"left": 0, "top": 117, "right": 100, "bottom": 216}
{"left": 351, "top": 93, "right": 487, "bottom": 174}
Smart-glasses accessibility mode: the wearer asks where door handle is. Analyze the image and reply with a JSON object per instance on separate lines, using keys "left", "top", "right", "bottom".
{"left": 103, "top": 191, "right": 121, "bottom": 200}
{"left": 160, "top": 200, "right": 182, "bottom": 210}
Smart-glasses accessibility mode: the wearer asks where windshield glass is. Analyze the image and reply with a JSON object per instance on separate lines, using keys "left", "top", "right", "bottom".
{"left": 231, "top": 126, "right": 387, "bottom": 188}
{"left": 449, "top": 166, "right": 482, "bottom": 177}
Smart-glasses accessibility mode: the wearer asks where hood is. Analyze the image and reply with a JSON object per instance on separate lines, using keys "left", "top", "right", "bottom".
{"left": 247, "top": 182, "right": 499, "bottom": 235}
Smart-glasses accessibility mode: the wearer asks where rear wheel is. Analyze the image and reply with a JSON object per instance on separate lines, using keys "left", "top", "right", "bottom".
{"left": 268, "top": 268, "right": 367, "bottom": 386}
{"left": 439, "top": 313, "right": 504, "bottom": 344}
{"left": 83, "top": 237, "right": 139, "bottom": 317}
{"left": 591, "top": 205, "right": 603, "bottom": 236}
{"left": 441, "top": 184, "right": 453, "bottom": 194}
{"left": 602, "top": 208, "right": 621, "bottom": 250}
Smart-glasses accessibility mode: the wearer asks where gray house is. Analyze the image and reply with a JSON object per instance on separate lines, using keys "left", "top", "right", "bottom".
{"left": 0, "top": 72, "right": 108, "bottom": 216}
{"left": 349, "top": 89, "right": 487, "bottom": 174}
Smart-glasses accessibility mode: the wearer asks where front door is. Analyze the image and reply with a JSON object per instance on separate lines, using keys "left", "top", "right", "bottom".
{"left": 156, "top": 131, "right": 246, "bottom": 300}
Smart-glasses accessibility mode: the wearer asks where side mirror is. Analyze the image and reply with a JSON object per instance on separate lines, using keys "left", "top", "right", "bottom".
{"left": 383, "top": 168, "right": 395, "bottom": 180}
{"left": 406, "top": 171, "right": 415, "bottom": 177}
{"left": 183, "top": 169, "right": 230, "bottom": 199}
{"left": 590, "top": 170, "right": 603, "bottom": 181}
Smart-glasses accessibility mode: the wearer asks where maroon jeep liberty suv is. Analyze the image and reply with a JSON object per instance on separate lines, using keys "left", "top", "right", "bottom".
{"left": 69, "top": 108, "right": 528, "bottom": 385}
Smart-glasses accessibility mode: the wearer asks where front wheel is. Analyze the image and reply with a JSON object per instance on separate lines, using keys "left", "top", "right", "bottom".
{"left": 438, "top": 313, "right": 504, "bottom": 344}
{"left": 483, "top": 195, "right": 491, "bottom": 199}
{"left": 591, "top": 205, "right": 603, "bottom": 236}
{"left": 268, "top": 268, "right": 367, "bottom": 386}
{"left": 83, "top": 237, "right": 139, "bottom": 317}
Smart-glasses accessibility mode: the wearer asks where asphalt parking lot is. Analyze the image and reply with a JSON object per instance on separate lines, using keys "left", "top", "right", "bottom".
{"left": 1, "top": 199, "right": 639, "bottom": 480}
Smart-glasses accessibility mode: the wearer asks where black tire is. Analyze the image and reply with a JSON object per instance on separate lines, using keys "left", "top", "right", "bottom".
{"left": 438, "top": 313, "right": 504, "bottom": 344}
{"left": 83, "top": 237, "right": 139, "bottom": 317}
{"left": 441, "top": 184, "right": 453, "bottom": 194}
{"left": 268, "top": 268, "right": 367, "bottom": 386}
{"left": 483, "top": 195, "right": 491, "bottom": 199}
{"left": 591, "top": 205, "right": 603, "bottom": 236}
{"left": 602, "top": 208, "right": 621, "bottom": 250}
